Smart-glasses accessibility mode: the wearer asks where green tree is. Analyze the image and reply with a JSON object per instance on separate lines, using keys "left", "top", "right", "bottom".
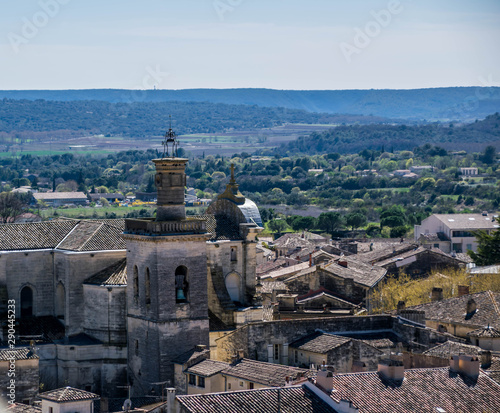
{"left": 380, "top": 205, "right": 407, "bottom": 228}
{"left": 290, "top": 216, "right": 316, "bottom": 231}
{"left": 268, "top": 219, "right": 287, "bottom": 234}
{"left": 345, "top": 212, "right": 367, "bottom": 231}
{"left": 481, "top": 145, "right": 497, "bottom": 164}
{"left": 467, "top": 217, "right": 500, "bottom": 265}
{"left": 317, "top": 212, "right": 344, "bottom": 238}
{"left": 0, "top": 192, "right": 28, "bottom": 223}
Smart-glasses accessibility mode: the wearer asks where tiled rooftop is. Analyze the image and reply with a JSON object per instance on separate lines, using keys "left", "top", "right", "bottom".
{"left": 7, "top": 404, "right": 41, "bottom": 413}
{"left": 40, "top": 386, "right": 100, "bottom": 402}
{"left": 0, "top": 347, "right": 38, "bottom": 361}
{"left": 222, "top": 359, "right": 310, "bottom": 387}
{"left": 186, "top": 359, "right": 229, "bottom": 377}
{"left": 0, "top": 219, "right": 126, "bottom": 252}
{"left": 329, "top": 368, "right": 500, "bottom": 413}
{"left": 289, "top": 331, "right": 351, "bottom": 354}
{"left": 468, "top": 325, "right": 500, "bottom": 338}
{"left": 318, "top": 257, "right": 387, "bottom": 288}
{"left": 405, "top": 290, "right": 500, "bottom": 330}
{"left": 423, "top": 341, "right": 483, "bottom": 358}
{"left": 177, "top": 385, "right": 335, "bottom": 413}
{"left": 84, "top": 258, "right": 127, "bottom": 286}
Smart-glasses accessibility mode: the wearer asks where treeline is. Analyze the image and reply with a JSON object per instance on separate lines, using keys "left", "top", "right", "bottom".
{"left": 0, "top": 98, "right": 385, "bottom": 141}
{"left": 279, "top": 113, "right": 500, "bottom": 154}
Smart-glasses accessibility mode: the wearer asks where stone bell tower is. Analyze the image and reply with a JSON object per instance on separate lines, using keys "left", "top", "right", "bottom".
{"left": 123, "top": 126, "right": 209, "bottom": 396}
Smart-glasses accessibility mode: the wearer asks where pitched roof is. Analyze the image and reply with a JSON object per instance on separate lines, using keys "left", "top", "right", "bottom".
{"left": 39, "top": 386, "right": 100, "bottom": 402}
{"left": 320, "top": 257, "right": 387, "bottom": 288}
{"left": 405, "top": 290, "right": 500, "bottom": 329}
{"left": 222, "top": 359, "right": 310, "bottom": 387}
{"left": 329, "top": 368, "right": 500, "bottom": 413}
{"left": 261, "top": 262, "right": 310, "bottom": 280}
{"left": 56, "top": 220, "right": 126, "bottom": 251}
{"left": 0, "top": 347, "right": 38, "bottom": 361}
{"left": 296, "top": 287, "right": 357, "bottom": 307}
{"left": 0, "top": 219, "right": 126, "bottom": 252}
{"left": 7, "top": 404, "right": 41, "bottom": 413}
{"left": 0, "top": 220, "right": 77, "bottom": 250}
{"left": 289, "top": 331, "right": 351, "bottom": 354}
{"left": 186, "top": 359, "right": 229, "bottom": 377}
{"left": 84, "top": 258, "right": 127, "bottom": 286}
{"left": 432, "top": 213, "right": 499, "bottom": 230}
{"left": 177, "top": 385, "right": 336, "bottom": 413}
{"left": 423, "top": 341, "right": 483, "bottom": 358}
{"left": 375, "top": 246, "right": 467, "bottom": 268}
{"left": 357, "top": 243, "right": 419, "bottom": 264}
{"left": 468, "top": 325, "right": 500, "bottom": 338}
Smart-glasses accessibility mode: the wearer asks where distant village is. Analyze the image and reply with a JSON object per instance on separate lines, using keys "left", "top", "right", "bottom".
{"left": 1, "top": 148, "right": 500, "bottom": 413}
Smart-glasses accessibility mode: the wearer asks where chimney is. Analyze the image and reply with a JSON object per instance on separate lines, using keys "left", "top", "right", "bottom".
{"left": 397, "top": 301, "right": 406, "bottom": 313}
{"left": 450, "top": 355, "right": 479, "bottom": 378}
{"left": 481, "top": 351, "right": 492, "bottom": 368}
{"left": 316, "top": 368, "right": 334, "bottom": 392}
{"left": 338, "top": 260, "right": 348, "bottom": 268}
{"left": 458, "top": 285, "right": 470, "bottom": 297}
{"left": 166, "top": 388, "right": 176, "bottom": 413}
{"left": 195, "top": 344, "right": 207, "bottom": 352}
{"left": 377, "top": 359, "right": 404, "bottom": 381}
{"left": 466, "top": 298, "right": 477, "bottom": 315}
{"left": 431, "top": 287, "right": 443, "bottom": 302}
{"left": 237, "top": 349, "right": 245, "bottom": 360}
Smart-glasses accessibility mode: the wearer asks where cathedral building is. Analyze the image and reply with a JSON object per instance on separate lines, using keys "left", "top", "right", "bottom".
{"left": 0, "top": 132, "right": 262, "bottom": 398}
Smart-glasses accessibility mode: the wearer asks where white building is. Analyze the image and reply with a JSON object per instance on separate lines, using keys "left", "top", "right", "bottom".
{"left": 415, "top": 213, "right": 499, "bottom": 253}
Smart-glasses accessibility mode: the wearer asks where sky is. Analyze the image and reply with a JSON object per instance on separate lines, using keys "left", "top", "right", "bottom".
{"left": 1, "top": 0, "right": 499, "bottom": 90}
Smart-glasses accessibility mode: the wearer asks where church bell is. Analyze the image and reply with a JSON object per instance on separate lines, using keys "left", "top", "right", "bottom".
{"left": 176, "top": 288, "right": 186, "bottom": 301}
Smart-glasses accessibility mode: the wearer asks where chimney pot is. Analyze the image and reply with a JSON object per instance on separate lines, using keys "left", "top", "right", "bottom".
{"left": 458, "top": 285, "right": 470, "bottom": 297}
{"left": 481, "top": 350, "right": 492, "bottom": 368}
{"left": 431, "top": 287, "right": 443, "bottom": 302}
{"left": 377, "top": 359, "right": 404, "bottom": 381}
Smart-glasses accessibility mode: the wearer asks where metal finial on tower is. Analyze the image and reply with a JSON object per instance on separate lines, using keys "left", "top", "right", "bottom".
{"left": 162, "top": 115, "right": 179, "bottom": 158}
{"left": 230, "top": 163, "right": 236, "bottom": 184}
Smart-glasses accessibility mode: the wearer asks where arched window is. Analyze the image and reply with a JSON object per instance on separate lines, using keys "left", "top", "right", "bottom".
{"left": 175, "top": 266, "right": 188, "bottom": 303}
{"left": 225, "top": 273, "right": 241, "bottom": 303}
{"left": 145, "top": 268, "right": 151, "bottom": 306}
{"left": 133, "top": 265, "right": 139, "bottom": 302}
{"left": 20, "top": 286, "right": 34, "bottom": 317}
{"left": 55, "top": 283, "right": 65, "bottom": 319}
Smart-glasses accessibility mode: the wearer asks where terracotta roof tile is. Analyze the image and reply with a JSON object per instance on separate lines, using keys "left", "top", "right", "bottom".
{"left": 0, "top": 347, "right": 38, "bottom": 361}
{"left": 329, "top": 368, "right": 500, "bottom": 412}
{"left": 84, "top": 259, "right": 127, "bottom": 286}
{"left": 40, "top": 386, "right": 100, "bottom": 402}
{"left": 289, "top": 331, "right": 351, "bottom": 354}
{"left": 221, "top": 359, "right": 310, "bottom": 387}
{"left": 468, "top": 325, "right": 500, "bottom": 338}
{"left": 405, "top": 290, "right": 500, "bottom": 330}
{"left": 186, "top": 359, "right": 229, "bottom": 377}
{"left": 7, "top": 404, "right": 41, "bottom": 413}
{"left": 177, "top": 385, "right": 336, "bottom": 413}
{"left": 423, "top": 341, "right": 483, "bottom": 358}
{"left": 0, "top": 221, "right": 77, "bottom": 250}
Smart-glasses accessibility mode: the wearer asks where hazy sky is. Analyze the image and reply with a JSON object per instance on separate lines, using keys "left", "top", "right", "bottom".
{"left": 1, "top": 0, "right": 499, "bottom": 90}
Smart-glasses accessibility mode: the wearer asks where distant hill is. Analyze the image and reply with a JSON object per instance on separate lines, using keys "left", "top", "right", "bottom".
{"left": 281, "top": 113, "right": 500, "bottom": 154}
{"left": 0, "top": 99, "right": 388, "bottom": 140}
{"left": 0, "top": 87, "right": 499, "bottom": 121}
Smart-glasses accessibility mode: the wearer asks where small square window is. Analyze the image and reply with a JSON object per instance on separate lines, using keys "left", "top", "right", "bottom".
{"left": 239, "top": 381, "right": 244, "bottom": 387}
{"left": 189, "top": 374, "right": 196, "bottom": 386}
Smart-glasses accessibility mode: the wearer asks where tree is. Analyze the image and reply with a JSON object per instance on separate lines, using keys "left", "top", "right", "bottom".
{"left": 268, "top": 219, "right": 287, "bottom": 234}
{"left": 317, "top": 212, "right": 344, "bottom": 238}
{"left": 0, "top": 192, "right": 28, "bottom": 223}
{"left": 481, "top": 145, "right": 497, "bottom": 164}
{"left": 290, "top": 216, "right": 316, "bottom": 231}
{"left": 467, "top": 217, "right": 500, "bottom": 265}
{"left": 380, "top": 205, "right": 407, "bottom": 228}
{"left": 345, "top": 212, "right": 367, "bottom": 231}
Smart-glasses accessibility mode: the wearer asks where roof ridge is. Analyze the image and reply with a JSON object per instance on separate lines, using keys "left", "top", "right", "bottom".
{"left": 78, "top": 222, "right": 105, "bottom": 251}
{"left": 488, "top": 290, "right": 500, "bottom": 318}
{"left": 54, "top": 220, "right": 81, "bottom": 249}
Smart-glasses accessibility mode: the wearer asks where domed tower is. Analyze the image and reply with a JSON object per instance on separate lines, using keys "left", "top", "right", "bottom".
{"left": 123, "top": 126, "right": 209, "bottom": 395}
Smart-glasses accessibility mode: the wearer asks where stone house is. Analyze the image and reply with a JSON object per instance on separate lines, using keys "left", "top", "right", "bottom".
{"left": 39, "top": 387, "right": 99, "bottom": 413}
{"left": 288, "top": 331, "right": 384, "bottom": 372}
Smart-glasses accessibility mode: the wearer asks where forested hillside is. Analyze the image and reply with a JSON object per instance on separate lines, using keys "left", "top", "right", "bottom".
{"left": 1, "top": 87, "right": 499, "bottom": 121}
{"left": 281, "top": 113, "right": 500, "bottom": 154}
{"left": 0, "top": 99, "right": 387, "bottom": 140}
